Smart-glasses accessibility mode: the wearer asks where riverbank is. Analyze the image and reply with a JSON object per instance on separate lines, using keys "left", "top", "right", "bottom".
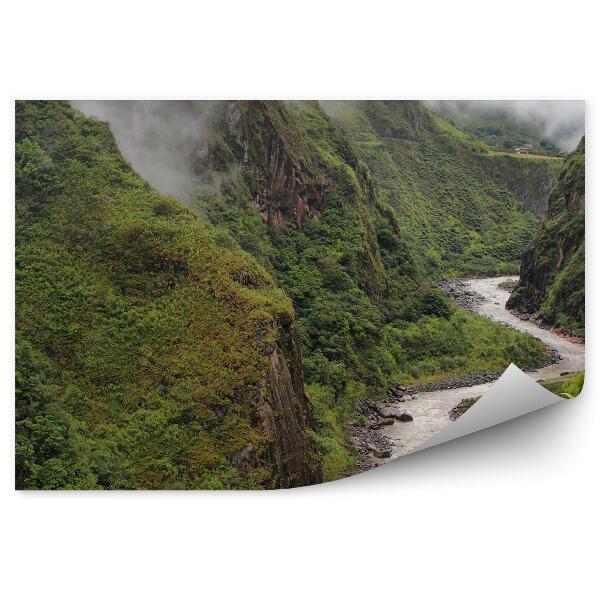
{"left": 353, "top": 275, "right": 585, "bottom": 470}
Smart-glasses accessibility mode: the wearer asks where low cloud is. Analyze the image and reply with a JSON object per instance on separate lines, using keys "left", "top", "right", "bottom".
{"left": 73, "top": 100, "right": 218, "bottom": 203}
{"left": 426, "top": 100, "right": 584, "bottom": 151}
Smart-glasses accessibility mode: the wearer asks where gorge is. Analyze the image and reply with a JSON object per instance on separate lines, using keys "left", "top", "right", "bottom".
{"left": 15, "top": 100, "right": 584, "bottom": 489}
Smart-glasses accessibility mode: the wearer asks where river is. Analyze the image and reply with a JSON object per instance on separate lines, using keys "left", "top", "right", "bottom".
{"left": 370, "top": 275, "right": 585, "bottom": 464}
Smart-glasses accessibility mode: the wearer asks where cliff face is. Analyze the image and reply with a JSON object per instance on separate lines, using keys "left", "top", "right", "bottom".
{"left": 15, "top": 101, "right": 321, "bottom": 489}
{"left": 479, "top": 154, "right": 562, "bottom": 218}
{"left": 259, "top": 318, "right": 319, "bottom": 487}
{"left": 507, "top": 138, "right": 585, "bottom": 335}
{"left": 217, "top": 100, "right": 386, "bottom": 297}
{"left": 225, "top": 101, "right": 326, "bottom": 227}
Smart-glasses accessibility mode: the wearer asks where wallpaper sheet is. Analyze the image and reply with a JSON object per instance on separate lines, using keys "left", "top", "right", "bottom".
{"left": 15, "top": 100, "right": 585, "bottom": 489}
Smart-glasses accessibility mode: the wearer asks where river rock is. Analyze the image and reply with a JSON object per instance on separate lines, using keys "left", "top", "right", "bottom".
{"left": 379, "top": 407, "right": 401, "bottom": 419}
{"left": 372, "top": 449, "right": 391, "bottom": 459}
{"left": 398, "top": 412, "right": 413, "bottom": 422}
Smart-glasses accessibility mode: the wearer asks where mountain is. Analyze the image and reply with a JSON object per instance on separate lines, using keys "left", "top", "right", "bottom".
{"left": 15, "top": 101, "right": 322, "bottom": 489}
{"left": 321, "top": 100, "right": 562, "bottom": 269}
{"left": 427, "top": 100, "right": 567, "bottom": 156}
{"left": 100, "top": 99, "right": 547, "bottom": 478}
{"left": 16, "top": 100, "right": 551, "bottom": 487}
{"left": 477, "top": 151, "right": 562, "bottom": 219}
{"left": 507, "top": 137, "right": 585, "bottom": 336}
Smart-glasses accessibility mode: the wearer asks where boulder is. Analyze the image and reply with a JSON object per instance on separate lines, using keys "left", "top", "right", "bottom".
{"left": 379, "top": 407, "right": 402, "bottom": 419}
{"left": 372, "top": 449, "right": 392, "bottom": 459}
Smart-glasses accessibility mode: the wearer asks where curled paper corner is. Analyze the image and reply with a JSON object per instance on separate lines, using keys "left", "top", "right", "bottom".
{"left": 412, "top": 364, "right": 562, "bottom": 454}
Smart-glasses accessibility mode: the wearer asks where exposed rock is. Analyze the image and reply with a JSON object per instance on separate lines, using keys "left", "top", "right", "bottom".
{"left": 378, "top": 407, "right": 403, "bottom": 419}
{"left": 256, "top": 319, "right": 323, "bottom": 487}
{"left": 507, "top": 137, "right": 585, "bottom": 337}
{"left": 438, "top": 279, "right": 486, "bottom": 310}
{"left": 233, "top": 443, "right": 255, "bottom": 470}
{"left": 354, "top": 396, "right": 374, "bottom": 416}
{"left": 479, "top": 152, "right": 560, "bottom": 219}
{"left": 398, "top": 413, "right": 414, "bottom": 422}
{"left": 350, "top": 401, "right": 395, "bottom": 471}
{"left": 226, "top": 101, "right": 325, "bottom": 228}
{"left": 497, "top": 278, "right": 519, "bottom": 292}
{"left": 372, "top": 449, "right": 392, "bottom": 459}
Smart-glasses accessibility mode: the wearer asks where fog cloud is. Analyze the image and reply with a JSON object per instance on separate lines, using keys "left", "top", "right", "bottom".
{"left": 426, "top": 100, "right": 584, "bottom": 151}
{"left": 73, "top": 100, "right": 219, "bottom": 203}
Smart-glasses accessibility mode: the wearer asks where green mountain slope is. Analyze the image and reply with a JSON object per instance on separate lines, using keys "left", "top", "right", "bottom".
{"left": 507, "top": 138, "right": 585, "bottom": 336}
{"left": 321, "top": 100, "right": 559, "bottom": 275}
{"left": 174, "top": 100, "right": 549, "bottom": 478}
{"left": 427, "top": 100, "right": 564, "bottom": 156}
{"left": 16, "top": 100, "right": 552, "bottom": 486}
{"left": 15, "top": 101, "right": 322, "bottom": 489}
{"left": 477, "top": 151, "right": 562, "bottom": 219}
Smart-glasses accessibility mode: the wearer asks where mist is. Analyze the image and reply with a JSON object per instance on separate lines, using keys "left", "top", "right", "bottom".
{"left": 426, "top": 100, "right": 584, "bottom": 151}
{"left": 73, "top": 100, "right": 585, "bottom": 209}
{"left": 73, "top": 100, "right": 219, "bottom": 203}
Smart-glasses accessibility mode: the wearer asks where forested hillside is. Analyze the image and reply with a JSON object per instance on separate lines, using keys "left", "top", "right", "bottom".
{"left": 16, "top": 100, "right": 551, "bottom": 487}
{"left": 507, "top": 137, "right": 585, "bottom": 336}
{"left": 143, "top": 100, "right": 547, "bottom": 478}
{"left": 15, "top": 101, "right": 322, "bottom": 489}
{"left": 427, "top": 100, "right": 567, "bottom": 156}
{"left": 321, "top": 101, "right": 560, "bottom": 274}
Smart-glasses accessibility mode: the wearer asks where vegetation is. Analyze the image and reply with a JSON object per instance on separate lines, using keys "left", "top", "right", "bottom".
{"left": 560, "top": 372, "right": 584, "bottom": 398}
{"left": 322, "top": 100, "right": 544, "bottom": 276}
{"left": 16, "top": 100, "right": 554, "bottom": 487}
{"left": 188, "top": 101, "right": 549, "bottom": 479}
{"left": 15, "top": 101, "right": 320, "bottom": 489}
{"left": 507, "top": 138, "right": 585, "bottom": 336}
{"left": 428, "top": 102, "right": 565, "bottom": 156}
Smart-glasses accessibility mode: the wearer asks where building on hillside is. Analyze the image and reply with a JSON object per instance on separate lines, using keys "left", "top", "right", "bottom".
{"left": 514, "top": 143, "right": 534, "bottom": 154}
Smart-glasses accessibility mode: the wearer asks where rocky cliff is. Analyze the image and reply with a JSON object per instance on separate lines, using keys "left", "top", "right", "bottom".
{"left": 224, "top": 101, "right": 326, "bottom": 227}
{"left": 15, "top": 101, "right": 321, "bottom": 489}
{"left": 479, "top": 153, "right": 562, "bottom": 218}
{"left": 260, "top": 318, "right": 319, "bottom": 487}
{"left": 507, "top": 137, "right": 585, "bottom": 335}
{"left": 208, "top": 100, "right": 387, "bottom": 297}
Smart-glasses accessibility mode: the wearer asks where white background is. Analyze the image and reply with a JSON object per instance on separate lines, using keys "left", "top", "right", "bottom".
{"left": 1, "top": 1, "right": 598, "bottom": 598}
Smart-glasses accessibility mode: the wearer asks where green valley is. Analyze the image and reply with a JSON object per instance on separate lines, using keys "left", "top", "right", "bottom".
{"left": 16, "top": 99, "right": 582, "bottom": 488}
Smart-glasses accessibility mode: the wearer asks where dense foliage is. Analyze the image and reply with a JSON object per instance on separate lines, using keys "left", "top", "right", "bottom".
{"left": 15, "top": 101, "right": 320, "bottom": 489}
{"left": 16, "top": 100, "right": 553, "bottom": 486}
{"left": 508, "top": 138, "right": 585, "bottom": 335}
{"left": 188, "top": 100, "right": 549, "bottom": 479}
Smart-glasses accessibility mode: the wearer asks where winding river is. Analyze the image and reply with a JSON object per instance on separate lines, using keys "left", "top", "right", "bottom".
{"left": 372, "top": 276, "right": 585, "bottom": 463}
